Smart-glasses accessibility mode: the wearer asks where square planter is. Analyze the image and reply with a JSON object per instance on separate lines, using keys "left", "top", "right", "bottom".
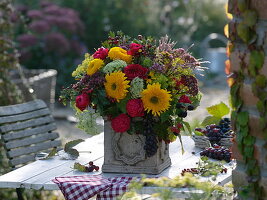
{"left": 102, "top": 120, "right": 171, "bottom": 174}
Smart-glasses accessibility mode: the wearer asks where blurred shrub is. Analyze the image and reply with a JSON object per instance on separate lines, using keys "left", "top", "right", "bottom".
{"left": 58, "top": 0, "right": 227, "bottom": 54}
{"left": 14, "top": 1, "right": 87, "bottom": 95}
{"left": 14, "top": 0, "right": 227, "bottom": 95}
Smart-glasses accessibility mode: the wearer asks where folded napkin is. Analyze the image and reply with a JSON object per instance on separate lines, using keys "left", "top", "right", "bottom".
{"left": 53, "top": 175, "right": 135, "bottom": 200}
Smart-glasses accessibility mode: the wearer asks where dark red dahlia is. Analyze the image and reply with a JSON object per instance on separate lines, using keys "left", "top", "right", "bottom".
{"left": 111, "top": 114, "right": 131, "bottom": 133}
{"left": 123, "top": 64, "right": 148, "bottom": 80}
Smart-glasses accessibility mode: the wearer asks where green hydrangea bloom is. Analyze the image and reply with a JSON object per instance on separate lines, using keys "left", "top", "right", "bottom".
{"left": 75, "top": 110, "right": 103, "bottom": 135}
{"left": 102, "top": 60, "right": 127, "bottom": 74}
{"left": 130, "top": 77, "right": 144, "bottom": 98}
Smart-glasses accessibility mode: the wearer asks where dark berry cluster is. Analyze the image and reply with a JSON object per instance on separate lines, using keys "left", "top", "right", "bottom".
{"left": 143, "top": 116, "right": 158, "bottom": 157}
{"left": 200, "top": 145, "right": 232, "bottom": 162}
{"left": 85, "top": 161, "right": 99, "bottom": 172}
{"left": 218, "top": 118, "right": 231, "bottom": 133}
{"left": 176, "top": 104, "right": 195, "bottom": 118}
{"left": 181, "top": 168, "right": 199, "bottom": 176}
{"left": 195, "top": 118, "right": 234, "bottom": 146}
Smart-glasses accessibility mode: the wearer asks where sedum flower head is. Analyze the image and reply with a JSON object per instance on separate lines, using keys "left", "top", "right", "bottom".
{"left": 102, "top": 59, "right": 127, "bottom": 74}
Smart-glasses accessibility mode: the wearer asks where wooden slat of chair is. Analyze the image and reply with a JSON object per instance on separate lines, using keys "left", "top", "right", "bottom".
{"left": 0, "top": 99, "right": 61, "bottom": 169}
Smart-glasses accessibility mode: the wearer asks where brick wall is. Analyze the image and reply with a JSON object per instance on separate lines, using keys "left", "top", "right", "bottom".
{"left": 228, "top": 0, "right": 267, "bottom": 197}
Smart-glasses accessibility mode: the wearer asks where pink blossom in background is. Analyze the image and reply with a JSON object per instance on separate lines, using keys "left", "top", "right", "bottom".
{"left": 27, "top": 10, "right": 43, "bottom": 19}
{"left": 43, "top": 4, "right": 61, "bottom": 15}
{"left": 44, "top": 15, "right": 58, "bottom": 26}
{"left": 56, "top": 17, "right": 76, "bottom": 33}
{"left": 17, "top": 34, "right": 38, "bottom": 48}
{"left": 45, "top": 33, "right": 70, "bottom": 55}
{"left": 40, "top": 0, "right": 53, "bottom": 8}
{"left": 29, "top": 20, "right": 50, "bottom": 34}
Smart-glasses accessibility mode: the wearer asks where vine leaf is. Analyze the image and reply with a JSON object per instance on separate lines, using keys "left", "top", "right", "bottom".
{"left": 39, "top": 147, "right": 57, "bottom": 160}
{"left": 237, "top": 0, "right": 247, "bottom": 12}
{"left": 206, "top": 102, "right": 230, "bottom": 119}
{"left": 255, "top": 75, "right": 267, "bottom": 88}
{"left": 243, "top": 10, "right": 257, "bottom": 27}
{"left": 64, "top": 139, "right": 84, "bottom": 159}
{"left": 237, "top": 23, "right": 250, "bottom": 43}
{"left": 64, "top": 139, "right": 84, "bottom": 152}
{"left": 201, "top": 116, "right": 221, "bottom": 127}
{"left": 236, "top": 112, "right": 249, "bottom": 127}
{"left": 249, "top": 50, "right": 265, "bottom": 71}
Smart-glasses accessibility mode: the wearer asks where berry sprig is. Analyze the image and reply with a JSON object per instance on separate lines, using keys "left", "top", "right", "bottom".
{"left": 73, "top": 161, "right": 99, "bottom": 172}
{"left": 181, "top": 157, "right": 228, "bottom": 177}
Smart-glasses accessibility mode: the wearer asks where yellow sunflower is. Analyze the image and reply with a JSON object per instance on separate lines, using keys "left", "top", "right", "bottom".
{"left": 108, "top": 47, "right": 132, "bottom": 63}
{"left": 105, "top": 71, "right": 130, "bottom": 102}
{"left": 87, "top": 59, "right": 104, "bottom": 76}
{"left": 141, "top": 83, "right": 172, "bottom": 116}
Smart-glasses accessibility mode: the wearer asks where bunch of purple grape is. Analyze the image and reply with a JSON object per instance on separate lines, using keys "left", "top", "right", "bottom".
{"left": 143, "top": 116, "right": 158, "bottom": 157}
{"left": 85, "top": 161, "right": 99, "bottom": 172}
{"left": 200, "top": 145, "right": 232, "bottom": 162}
{"left": 195, "top": 118, "right": 234, "bottom": 145}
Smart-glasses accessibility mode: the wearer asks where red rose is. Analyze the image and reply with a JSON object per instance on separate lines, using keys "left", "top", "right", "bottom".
{"left": 178, "top": 95, "right": 192, "bottom": 104}
{"left": 75, "top": 93, "right": 90, "bottom": 111}
{"left": 126, "top": 99, "right": 144, "bottom": 117}
{"left": 93, "top": 47, "right": 109, "bottom": 60}
{"left": 111, "top": 114, "right": 131, "bottom": 133}
{"left": 127, "top": 43, "right": 142, "bottom": 56}
{"left": 124, "top": 64, "right": 148, "bottom": 80}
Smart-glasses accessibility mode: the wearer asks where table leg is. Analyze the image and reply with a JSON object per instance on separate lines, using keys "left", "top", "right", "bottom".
{"left": 16, "top": 188, "right": 24, "bottom": 200}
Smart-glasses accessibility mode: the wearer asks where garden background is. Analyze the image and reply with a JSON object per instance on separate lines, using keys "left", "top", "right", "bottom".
{"left": 0, "top": 0, "right": 229, "bottom": 199}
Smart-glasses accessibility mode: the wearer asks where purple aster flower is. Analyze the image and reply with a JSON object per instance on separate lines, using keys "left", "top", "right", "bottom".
{"left": 150, "top": 63, "right": 165, "bottom": 73}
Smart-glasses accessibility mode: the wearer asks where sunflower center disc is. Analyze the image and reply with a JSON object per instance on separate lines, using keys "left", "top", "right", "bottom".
{"left": 111, "top": 83, "right": 117, "bottom": 90}
{"left": 150, "top": 96, "right": 159, "bottom": 104}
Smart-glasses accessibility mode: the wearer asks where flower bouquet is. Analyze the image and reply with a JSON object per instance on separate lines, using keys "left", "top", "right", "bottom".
{"left": 60, "top": 32, "right": 204, "bottom": 174}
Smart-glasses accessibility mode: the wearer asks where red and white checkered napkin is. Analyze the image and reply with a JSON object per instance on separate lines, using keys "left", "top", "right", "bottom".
{"left": 53, "top": 175, "right": 135, "bottom": 200}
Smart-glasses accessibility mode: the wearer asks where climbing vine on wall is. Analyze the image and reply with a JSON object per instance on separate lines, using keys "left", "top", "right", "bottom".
{"left": 227, "top": 0, "right": 267, "bottom": 199}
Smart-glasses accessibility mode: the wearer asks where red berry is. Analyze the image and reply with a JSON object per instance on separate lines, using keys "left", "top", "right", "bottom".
{"left": 89, "top": 161, "right": 93, "bottom": 166}
{"left": 94, "top": 166, "right": 100, "bottom": 171}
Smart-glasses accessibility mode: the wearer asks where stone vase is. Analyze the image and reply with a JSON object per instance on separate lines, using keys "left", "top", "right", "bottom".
{"left": 102, "top": 119, "right": 171, "bottom": 174}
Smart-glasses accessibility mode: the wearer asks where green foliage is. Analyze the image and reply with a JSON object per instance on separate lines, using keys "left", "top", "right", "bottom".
{"left": 206, "top": 102, "right": 230, "bottom": 119}
{"left": 0, "top": 0, "right": 24, "bottom": 106}
{"left": 201, "top": 116, "right": 221, "bottom": 127}
{"left": 121, "top": 173, "right": 233, "bottom": 199}
{"left": 64, "top": 139, "right": 84, "bottom": 159}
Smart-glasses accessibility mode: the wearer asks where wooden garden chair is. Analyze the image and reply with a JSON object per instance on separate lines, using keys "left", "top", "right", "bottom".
{"left": 0, "top": 99, "right": 61, "bottom": 200}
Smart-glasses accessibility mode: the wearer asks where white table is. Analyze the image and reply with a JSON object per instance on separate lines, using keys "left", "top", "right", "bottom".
{"left": 0, "top": 133, "right": 234, "bottom": 197}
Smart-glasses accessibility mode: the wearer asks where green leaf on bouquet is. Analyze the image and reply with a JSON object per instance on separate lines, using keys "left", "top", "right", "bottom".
{"left": 181, "top": 121, "right": 192, "bottom": 135}
{"left": 64, "top": 139, "right": 84, "bottom": 152}
{"left": 206, "top": 102, "right": 230, "bottom": 118}
{"left": 201, "top": 116, "right": 221, "bottom": 126}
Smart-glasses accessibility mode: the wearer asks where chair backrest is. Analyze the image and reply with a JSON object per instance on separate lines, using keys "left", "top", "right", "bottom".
{"left": 0, "top": 99, "right": 61, "bottom": 168}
